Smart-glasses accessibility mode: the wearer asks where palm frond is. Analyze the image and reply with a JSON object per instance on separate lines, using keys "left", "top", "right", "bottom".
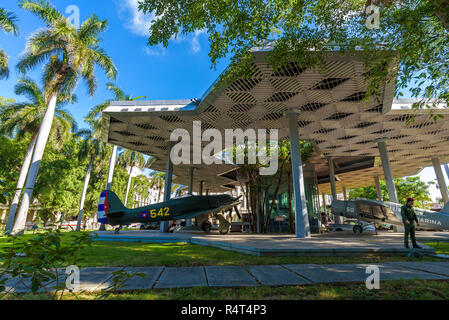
{"left": 106, "top": 82, "right": 125, "bottom": 101}
{"left": 19, "top": 0, "right": 63, "bottom": 27}
{"left": 0, "top": 49, "right": 9, "bottom": 79}
{"left": 14, "top": 77, "right": 43, "bottom": 105}
{"left": 90, "top": 47, "right": 118, "bottom": 80}
{"left": 0, "top": 8, "right": 19, "bottom": 35}
{"left": 78, "top": 14, "right": 108, "bottom": 41}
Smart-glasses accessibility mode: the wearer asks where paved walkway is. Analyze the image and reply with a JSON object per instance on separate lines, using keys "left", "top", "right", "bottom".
{"left": 4, "top": 261, "right": 449, "bottom": 293}
{"left": 92, "top": 230, "right": 448, "bottom": 256}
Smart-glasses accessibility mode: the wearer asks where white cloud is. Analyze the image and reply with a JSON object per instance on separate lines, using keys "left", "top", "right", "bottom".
{"left": 118, "top": 1, "right": 206, "bottom": 53}
{"left": 190, "top": 30, "right": 206, "bottom": 53}
{"left": 120, "top": 0, "right": 155, "bottom": 36}
{"left": 143, "top": 46, "right": 167, "bottom": 57}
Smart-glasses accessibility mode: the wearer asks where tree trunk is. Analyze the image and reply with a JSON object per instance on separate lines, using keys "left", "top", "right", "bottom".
{"left": 4, "top": 131, "right": 38, "bottom": 233}
{"left": 76, "top": 154, "right": 93, "bottom": 232}
{"left": 100, "top": 145, "right": 118, "bottom": 231}
{"left": 124, "top": 165, "right": 134, "bottom": 206}
{"left": 12, "top": 94, "right": 58, "bottom": 234}
{"left": 106, "top": 145, "right": 118, "bottom": 190}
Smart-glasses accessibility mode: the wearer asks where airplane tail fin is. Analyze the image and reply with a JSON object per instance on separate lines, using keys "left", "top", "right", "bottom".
{"left": 98, "top": 190, "right": 125, "bottom": 224}
{"left": 441, "top": 202, "right": 449, "bottom": 215}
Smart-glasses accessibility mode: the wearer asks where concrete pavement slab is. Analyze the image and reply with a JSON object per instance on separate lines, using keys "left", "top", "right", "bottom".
{"left": 421, "top": 261, "right": 449, "bottom": 271}
{"left": 366, "top": 263, "right": 446, "bottom": 281}
{"left": 245, "top": 265, "right": 311, "bottom": 286}
{"left": 282, "top": 264, "right": 371, "bottom": 284}
{"left": 79, "top": 267, "right": 122, "bottom": 291}
{"left": 155, "top": 267, "right": 207, "bottom": 289}
{"left": 205, "top": 266, "right": 259, "bottom": 287}
{"left": 386, "top": 262, "right": 449, "bottom": 278}
{"left": 117, "top": 267, "right": 164, "bottom": 291}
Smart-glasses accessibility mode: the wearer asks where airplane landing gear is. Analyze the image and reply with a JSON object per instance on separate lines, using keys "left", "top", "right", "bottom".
{"left": 216, "top": 214, "right": 231, "bottom": 235}
{"left": 114, "top": 225, "right": 122, "bottom": 235}
{"left": 201, "top": 222, "right": 212, "bottom": 234}
{"left": 353, "top": 225, "right": 363, "bottom": 235}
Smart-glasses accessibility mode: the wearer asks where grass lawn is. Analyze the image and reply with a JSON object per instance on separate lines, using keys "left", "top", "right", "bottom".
{"left": 4, "top": 280, "right": 449, "bottom": 300}
{"left": 425, "top": 241, "right": 449, "bottom": 256}
{"left": 0, "top": 232, "right": 447, "bottom": 267}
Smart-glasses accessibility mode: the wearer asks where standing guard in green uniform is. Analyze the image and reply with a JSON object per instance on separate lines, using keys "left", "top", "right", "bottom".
{"left": 400, "top": 198, "right": 421, "bottom": 249}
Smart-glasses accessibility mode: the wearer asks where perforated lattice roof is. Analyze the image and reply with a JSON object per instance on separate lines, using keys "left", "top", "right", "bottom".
{"left": 102, "top": 51, "right": 449, "bottom": 194}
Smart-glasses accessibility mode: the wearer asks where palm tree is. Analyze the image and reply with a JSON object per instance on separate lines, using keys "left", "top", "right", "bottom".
{"left": 86, "top": 82, "right": 146, "bottom": 230}
{"left": 0, "top": 7, "right": 19, "bottom": 79}
{"left": 75, "top": 122, "right": 108, "bottom": 231}
{"left": 118, "top": 150, "right": 146, "bottom": 206}
{"left": 87, "top": 83, "right": 147, "bottom": 196}
{"left": 1, "top": 78, "right": 76, "bottom": 233}
{"left": 12, "top": 0, "right": 117, "bottom": 234}
{"left": 150, "top": 171, "right": 165, "bottom": 203}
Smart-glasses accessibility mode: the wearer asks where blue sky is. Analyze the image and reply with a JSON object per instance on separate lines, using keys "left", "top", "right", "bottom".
{"left": 1, "top": 0, "right": 448, "bottom": 201}
{"left": 0, "top": 0, "right": 228, "bottom": 131}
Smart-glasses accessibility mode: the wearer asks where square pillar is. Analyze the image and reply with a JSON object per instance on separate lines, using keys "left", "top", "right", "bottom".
{"left": 377, "top": 139, "right": 398, "bottom": 203}
{"left": 287, "top": 110, "right": 311, "bottom": 238}
{"left": 186, "top": 167, "right": 195, "bottom": 227}
{"left": 432, "top": 157, "right": 449, "bottom": 204}
{"left": 327, "top": 157, "right": 342, "bottom": 224}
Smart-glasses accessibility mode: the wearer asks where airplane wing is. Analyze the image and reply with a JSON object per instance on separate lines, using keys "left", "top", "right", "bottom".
{"left": 175, "top": 200, "right": 242, "bottom": 220}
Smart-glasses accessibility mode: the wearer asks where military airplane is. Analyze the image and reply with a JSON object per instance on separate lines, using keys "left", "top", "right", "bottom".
{"left": 331, "top": 198, "right": 449, "bottom": 234}
{"left": 98, "top": 190, "right": 241, "bottom": 234}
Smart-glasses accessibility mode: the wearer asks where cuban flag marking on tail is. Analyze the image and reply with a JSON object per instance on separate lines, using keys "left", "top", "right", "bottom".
{"left": 98, "top": 190, "right": 109, "bottom": 224}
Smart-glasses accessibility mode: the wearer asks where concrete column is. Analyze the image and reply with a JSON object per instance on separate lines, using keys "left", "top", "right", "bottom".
{"left": 374, "top": 175, "right": 383, "bottom": 201}
{"left": 188, "top": 167, "right": 194, "bottom": 195}
{"left": 199, "top": 181, "right": 204, "bottom": 196}
{"left": 160, "top": 144, "right": 173, "bottom": 232}
{"left": 343, "top": 187, "right": 348, "bottom": 201}
{"left": 321, "top": 193, "right": 326, "bottom": 213}
{"left": 377, "top": 139, "right": 398, "bottom": 203}
{"left": 245, "top": 182, "right": 249, "bottom": 210}
{"left": 186, "top": 167, "right": 195, "bottom": 227}
{"left": 327, "top": 157, "right": 342, "bottom": 224}
{"left": 287, "top": 110, "right": 311, "bottom": 238}
{"left": 432, "top": 157, "right": 449, "bottom": 205}
{"left": 444, "top": 164, "right": 449, "bottom": 182}
{"left": 377, "top": 139, "right": 402, "bottom": 232}
{"left": 206, "top": 189, "right": 210, "bottom": 196}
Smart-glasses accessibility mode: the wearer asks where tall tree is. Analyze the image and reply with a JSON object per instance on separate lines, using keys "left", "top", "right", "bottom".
{"left": 349, "top": 176, "right": 433, "bottom": 208}
{"left": 139, "top": 0, "right": 449, "bottom": 111}
{"left": 149, "top": 171, "right": 165, "bottom": 203}
{"left": 0, "top": 7, "right": 19, "bottom": 79}
{"left": 117, "top": 150, "right": 146, "bottom": 206}
{"left": 0, "top": 78, "right": 76, "bottom": 233}
{"left": 75, "top": 123, "right": 108, "bottom": 231}
{"left": 87, "top": 82, "right": 146, "bottom": 229}
{"left": 12, "top": 0, "right": 117, "bottom": 233}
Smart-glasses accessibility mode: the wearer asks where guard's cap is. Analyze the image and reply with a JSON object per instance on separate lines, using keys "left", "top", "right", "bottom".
{"left": 407, "top": 198, "right": 415, "bottom": 202}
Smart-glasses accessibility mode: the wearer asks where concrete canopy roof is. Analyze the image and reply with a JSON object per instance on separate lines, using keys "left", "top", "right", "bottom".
{"left": 101, "top": 50, "right": 449, "bottom": 194}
